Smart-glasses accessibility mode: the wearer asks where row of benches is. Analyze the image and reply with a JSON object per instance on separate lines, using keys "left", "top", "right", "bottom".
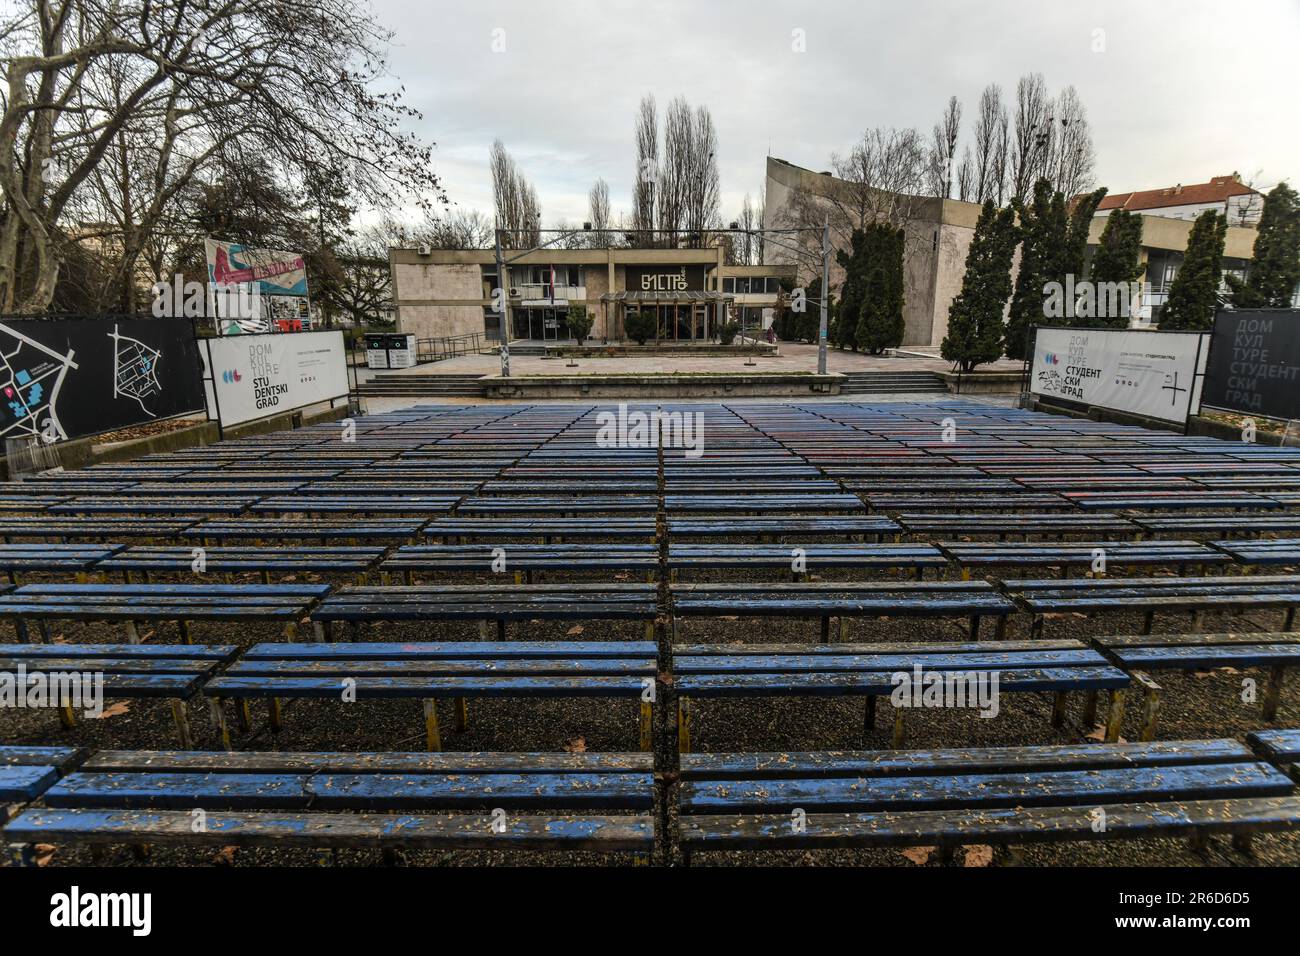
{"left": 7, "top": 632, "right": 1294, "bottom": 752}
{"left": 4, "top": 573, "right": 1300, "bottom": 646}
{"left": 5, "top": 732, "right": 1299, "bottom": 863}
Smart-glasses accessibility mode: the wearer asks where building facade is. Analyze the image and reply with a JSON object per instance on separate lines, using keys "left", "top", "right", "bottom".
{"left": 1096, "top": 173, "right": 1263, "bottom": 225}
{"left": 389, "top": 246, "right": 796, "bottom": 343}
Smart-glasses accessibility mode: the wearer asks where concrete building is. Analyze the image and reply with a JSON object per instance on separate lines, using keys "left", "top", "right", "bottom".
{"left": 389, "top": 245, "right": 795, "bottom": 343}
{"left": 762, "top": 155, "right": 982, "bottom": 348}
{"left": 764, "top": 156, "right": 1279, "bottom": 341}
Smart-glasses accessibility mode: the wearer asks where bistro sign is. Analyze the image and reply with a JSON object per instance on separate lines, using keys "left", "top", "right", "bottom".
{"left": 625, "top": 265, "right": 706, "bottom": 294}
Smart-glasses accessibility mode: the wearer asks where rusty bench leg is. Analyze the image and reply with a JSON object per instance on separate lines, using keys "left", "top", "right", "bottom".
{"left": 1104, "top": 688, "right": 1126, "bottom": 743}
{"left": 1262, "top": 665, "right": 1287, "bottom": 721}
{"left": 171, "top": 698, "right": 194, "bottom": 749}
{"left": 1133, "top": 672, "right": 1162, "bottom": 742}
{"left": 423, "top": 699, "right": 442, "bottom": 751}
{"left": 677, "top": 696, "right": 691, "bottom": 753}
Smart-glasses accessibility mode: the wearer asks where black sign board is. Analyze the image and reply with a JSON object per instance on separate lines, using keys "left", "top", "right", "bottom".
{"left": 1202, "top": 309, "right": 1300, "bottom": 419}
{"left": 624, "top": 265, "right": 708, "bottom": 294}
{"left": 0, "top": 316, "right": 206, "bottom": 442}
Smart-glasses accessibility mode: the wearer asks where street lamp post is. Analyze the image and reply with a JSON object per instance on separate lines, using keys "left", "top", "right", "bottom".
{"left": 818, "top": 216, "right": 830, "bottom": 376}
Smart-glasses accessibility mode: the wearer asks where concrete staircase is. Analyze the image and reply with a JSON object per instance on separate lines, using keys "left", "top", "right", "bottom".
{"left": 356, "top": 373, "right": 487, "bottom": 398}
{"left": 838, "top": 371, "right": 948, "bottom": 395}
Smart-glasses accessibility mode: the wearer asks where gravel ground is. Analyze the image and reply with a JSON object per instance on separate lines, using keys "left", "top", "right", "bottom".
{"left": 4, "top": 395, "right": 1299, "bottom": 868}
{"left": 5, "top": 569, "right": 1298, "bottom": 868}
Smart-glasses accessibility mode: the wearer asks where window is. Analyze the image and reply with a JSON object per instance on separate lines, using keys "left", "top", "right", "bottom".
{"left": 722, "top": 277, "right": 735, "bottom": 294}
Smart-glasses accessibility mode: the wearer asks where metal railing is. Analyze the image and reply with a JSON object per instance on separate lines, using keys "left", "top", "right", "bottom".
{"left": 416, "top": 332, "right": 495, "bottom": 363}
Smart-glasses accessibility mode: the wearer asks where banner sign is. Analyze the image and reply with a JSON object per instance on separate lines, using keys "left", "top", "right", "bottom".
{"left": 0, "top": 316, "right": 205, "bottom": 442}
{"left": 205, "top": 239, "right": 308, "bottom": 297}
{"left": 1031, "top": 327, "right": 1206, "bottom": 424}
{"left": 202, "top": 330, "right": 347, "bottom": 427}
{"left": 1201, "top": 309, "right": 1300, "bottom": 420}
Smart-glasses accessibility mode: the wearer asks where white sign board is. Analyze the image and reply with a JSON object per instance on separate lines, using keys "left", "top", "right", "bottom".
{"left": 202, "top": 330, "right": 348, "bottom": 426}
{"left": 1031, "top": 327, "right": 1207, "bottom": 424}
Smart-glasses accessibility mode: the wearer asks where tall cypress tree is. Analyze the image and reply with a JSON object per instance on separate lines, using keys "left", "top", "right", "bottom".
{"left": 1055, "top": 187, "right": 1107, "bottom": 326}
{"left": 941, "top": 200, "right": 1017, "bottom": 371}
{"left": 856, "top": 223, "right": 906, "bottom": 354}
{"left": 1161, "top": 209, "right": 1228, "bottom": 331}
{"left": 1005, "top": 178, "right": 1055, "bottom": 360}
{"left": 1228, "top": 182, "right": 1300, "bottom": 308}
{"left": 1089, "top": 208, "right": 1146, "bottom": 328}
{"left": 834, "top": 229, "right": 867, "bottom": 350}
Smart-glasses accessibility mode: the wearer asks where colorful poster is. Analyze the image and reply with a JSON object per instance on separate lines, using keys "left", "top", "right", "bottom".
{"left": 204, "top": 239, "right": 308, "bottom": 297}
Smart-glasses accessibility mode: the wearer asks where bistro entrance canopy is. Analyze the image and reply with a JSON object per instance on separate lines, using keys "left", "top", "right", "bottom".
{"left": 599, "top": 290, "right": 734, "bottom": 341}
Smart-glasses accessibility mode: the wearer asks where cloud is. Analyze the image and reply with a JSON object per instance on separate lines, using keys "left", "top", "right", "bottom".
{"left": 374, "top": 0, "right": 1300, "bottom": 226}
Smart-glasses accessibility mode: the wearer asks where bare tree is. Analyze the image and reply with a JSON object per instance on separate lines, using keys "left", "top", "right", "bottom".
{"left": 0, "top": 0, "right": 444, "bottom": 312}
{"left": 992, "top": 110, "right": 1011, "bottom": 205}
{"left": 1047, "top": 85, "right": 1096, "bottom": 197}
{"left": 957, "top": 146, "right": 974, "bottom": 202}
{"left": 926, "top": 95, "right": 962, "bottom": 199}
{"left": 776, "top": 126, "right": 928, "bottom": 278}
{"left": 1010, "top": 73, "right": 1053, "bottom": 202}
{"left": 632, "top": 94, "right": 657, "bottom": 244}
{"left": 490, "top": 140, "right": 540, "bottom": 248}
{"left": 588, "top": 178, "right": 611, "bottom": 246}
{"left": 972, "top": 84, "right": 1008, "bottom": 203}
{"left": 732, "top": 193, "right": 758, "bottom": 265}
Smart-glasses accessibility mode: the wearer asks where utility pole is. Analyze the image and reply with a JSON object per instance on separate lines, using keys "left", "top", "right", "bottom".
{"left": 494, "top": 228, "right": 511, "bottom": 377}
{"left": 817, "top": 216, "right": 830, "bottom": 375}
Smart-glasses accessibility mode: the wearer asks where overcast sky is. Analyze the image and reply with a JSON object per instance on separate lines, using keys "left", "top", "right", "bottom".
{"left": 373, "top": 0, "right": 1300, "bottom": 226}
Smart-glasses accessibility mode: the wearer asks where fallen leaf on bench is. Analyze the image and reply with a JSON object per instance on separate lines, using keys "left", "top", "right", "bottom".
{"left": 283, "top": 575, "right": 298, "bottom": 582}
{"left": 963, "top": 845, "right": 993, "bottom": 867}
{"left": 614, "top": 573, "right": 630, "bottom": 581}
{"left": 565, "top": 737, "right": 587, "bottom": 753}
{"left": 213, "top": 846, "right": 238, "bottom": 866}
{"left": 718, "top": 615, "right": 738, "bottom": 621}
{"left": 566, "top": 625, "right": 585, "bottom": 636}
{"left": 1221, "top": 667, "right": 1240, "bottom": 675}
{"left": 901, "top": 846, "right": 935, "bottom": 865}
{"left": 1193, "top": 671, "right": 1214, "bottom": 679}
{"left": 92, "top": 701, "right": 131, "bottom": 720}
{"left": 34, "top": 844, "right": 57, "bottom": 866}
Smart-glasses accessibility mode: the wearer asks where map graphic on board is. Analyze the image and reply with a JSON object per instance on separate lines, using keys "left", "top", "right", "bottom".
{"left": 109, "top": 324, "right": 163, "bottom": 416}
{"left": 0, "top": 320, "right": 80, "bottom": 441}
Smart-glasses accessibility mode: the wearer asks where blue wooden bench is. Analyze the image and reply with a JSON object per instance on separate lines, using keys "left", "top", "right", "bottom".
{"left": 1066, "top": 490, "right": 1281, "bottom": 511}
{"left": 185, "top": 517, "right": 426, "bottom": 543}
{"left": 667, "top": 516, "right": 901, "bottom": 541}
{"left": 865, "top": 493, "right": 1072, "bottom": 512}
{"left": 670, "top": 581, "right": 1016, "bottom": 640}
{"left": 0, "top": 644, "right": 238, "bottom": 745}
{"left": 666, "top": 543, "right": 945, "bottom": 579}
{"left": 51, "top": 496, "right": 257, "bottom": 515}
{"left": 942, "top": 540, "right": 1228, "bottom": 578}
{"left": 1091, "top": 631, "right": 1300, "bottom": 739}
{"left": 202, "top": 641, "right": 657, "bottom": 750}
{"left": 456, "top": 496, "right": 657, "bottom": 516}
{"left": 0, "top": 494, "right": 69, "bottom": 513}
{"left": 1211, "top": 538, "right": 1300, "bottom": 567}
{"left": 672, "top": 638, "right": 1130, "bottom": 750}
{"left": 0, "top": 543, "right": 124, "bottom": 583}
{"left": 1, "top": 746, "right": 83, "bottom": 823}
{"left": 4, "top": 750, "right": 655, "bottom": 862}
{"left": 312, "top": 583, "right": 660, "bottom": 640}
{"left": 1008, "top": 574, "right": 1300, "bottom": 638}
{"left": 249, "top": 496, "right": 460, "bottom": 516}
{"left": 664, "top": 494, "right": 865, "bottom": 514}
{"left": 1248, "top": 729, "right": 1300, "bottom": 780}
{"left": 380, "top": 544, "right": 659, "bottom": 583}
{"left": 0, "top": 582, "right": 330, "bottom": 643}
{"left": 425, "top": 517, "right": 657, "bottom": 542}
{"left": 1135, "top": 514, "right": 1300, "bottom": 538}
{"left": 676, "top": 738, "right": 1300, "bottom": 863}
{"left": 0, "top": 516, "right": 202, "bottom": 542}
{"left": 97, "top": 546, "right": 385, "bottom": 583}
